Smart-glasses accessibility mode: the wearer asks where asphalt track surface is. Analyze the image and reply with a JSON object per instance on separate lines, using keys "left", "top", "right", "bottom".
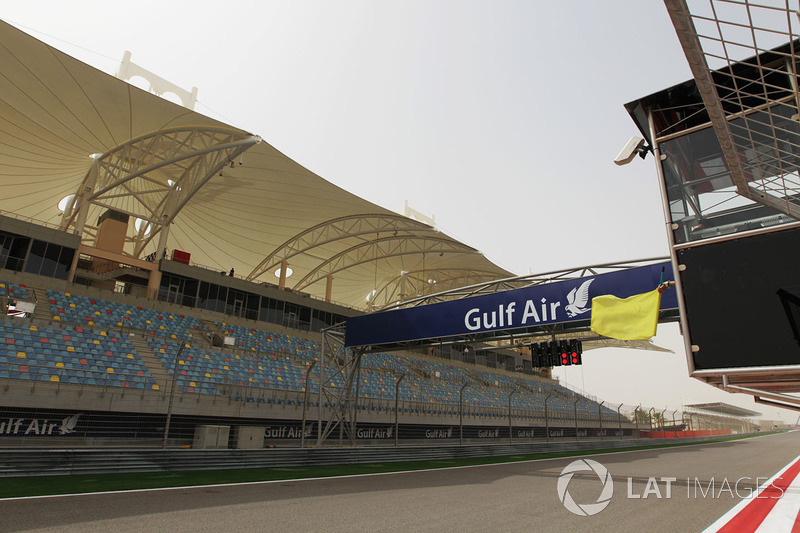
{"left": 1, "top": 432, "right": 798, "bottom": 533}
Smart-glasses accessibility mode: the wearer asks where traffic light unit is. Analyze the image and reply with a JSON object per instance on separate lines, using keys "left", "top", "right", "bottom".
{"left": 531, "top": 339, "right": 582, "bottom": 367}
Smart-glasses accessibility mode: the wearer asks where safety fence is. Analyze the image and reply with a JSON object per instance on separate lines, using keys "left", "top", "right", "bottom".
{"left": 0, "top": 434, "right": 750, "bottom": 477}
{"left": 0, "top": 389, "right": 760, "bottom": 450}
{"left": 616, "top": 404, "right": 758, "bottom": 435}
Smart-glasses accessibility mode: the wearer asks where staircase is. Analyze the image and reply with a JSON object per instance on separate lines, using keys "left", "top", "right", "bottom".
{"left": 28, "top": 286, "right": 54, "bottom": 323}
{"left": 407, "top": 364, "right": 433, "bottom": 380}
{"left": 128, "top": 333, "right": 171, "bottom": 391}
{"left": 199, "top": 320, "right": 226, "bottom": 347}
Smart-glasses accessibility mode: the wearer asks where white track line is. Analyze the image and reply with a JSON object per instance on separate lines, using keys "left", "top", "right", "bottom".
{"left": 755, "top": 458, "right": 800, "bottom": 533}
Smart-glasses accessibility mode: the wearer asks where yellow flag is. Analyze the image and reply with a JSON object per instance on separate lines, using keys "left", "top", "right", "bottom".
{"left": 590, "top": 289, "right": 662, "bottom": 340}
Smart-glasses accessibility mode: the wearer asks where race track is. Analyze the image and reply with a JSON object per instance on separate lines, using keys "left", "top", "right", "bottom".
{"left": 2, "top": 431, "right": 798, "bottom": 533}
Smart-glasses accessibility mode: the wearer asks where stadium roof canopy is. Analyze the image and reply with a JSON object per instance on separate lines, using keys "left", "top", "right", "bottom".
{"left": 0, "top": 20, "right": 512, "bottom": 310}
{"left": 685, "top": 402, "right": 761, "bottom": 418}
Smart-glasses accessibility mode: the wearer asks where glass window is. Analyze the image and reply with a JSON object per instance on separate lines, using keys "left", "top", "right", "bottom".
{"left": 198, "top": 282, "right": 209, "bottom": 308}
{"left": 0, "top": 233, "right": 11, "bottom": 268}
{"left": 40, "top": 242, "right": 61, "bottom": 278}
{"left": 198, "top": 282, "right": 226, "bottom": 313}
{"left": 284, "top": 303, "right": 301, "bottom": 329}
{"left": 7, "top": 235, "right": 29, "bottom": 271}
{"left": 659, "top": 109, "right": 796, "bottom": 244}
{"left": 181, "top": 279, "right": 198, "bottom": 307}
{"left": 226, "top": 288, "right": 258, "bottom": 319}
{"left": 55, "top": 247, "right": 75, "bottom": 279}
{"left": 213, "top": 285, "right": 227, "bottom": 313}
{"left": 312, "top": 310, "right": 336, "bottom": 332}
{"left": 298, "top": 306, "right": 311, "bottom": 331}
{"left": 259, "top": 297, "right": 284, "bottom": 325}
{"left": 25, "top": 240, "right": 45, "bottom": 276}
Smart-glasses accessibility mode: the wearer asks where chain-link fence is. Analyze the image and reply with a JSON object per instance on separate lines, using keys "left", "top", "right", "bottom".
{"left": 616, "top": 404, "right": 758, "bottom": 436}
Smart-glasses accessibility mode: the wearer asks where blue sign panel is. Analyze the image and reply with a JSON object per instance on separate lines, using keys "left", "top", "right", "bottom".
{"left": 345, "top": 261, "right": 675, "bottom": 347}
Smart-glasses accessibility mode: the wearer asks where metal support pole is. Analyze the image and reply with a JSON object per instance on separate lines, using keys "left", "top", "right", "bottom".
{"left": 300, "top": 361, "right": 316, "bottom": 448}
{"left": 351, "top": 353, "right": 362, "bottom": 447}
{"left": 646, "top": 108, "right": 697, "bottom": 381}
{"left": 574, "top": 398, "right": 580, "bottom": 442}
{"left": 508, "top": 387, "right": 518, "bottom": 443}
{"left": 395, "top": 374, "right": 405, "bottom": 447}
{"left": 660, "top": 409, "right": 667, "bottom": 432}
{"left": 634, "top": 405, "right": 641, "bottom": 436}
{"left": 545, "top": 393, "right": 552, "bottom": 443}
{"left": 459, "top": 382, "right": 470, "bottom": 446}
{"left": 162, "top": 342, "right": 185, "bottom": 448}
{"left": 316, "top": 334, "right": 326, "bottom": 447}
{"left": 617, "top": 403, "right": 624, "bottom": 431}
{"left": 648, "top": 408, "right": 655, "bottom": 431}
{"left": 598, "top": 401, "right": 605, "bottom": 440}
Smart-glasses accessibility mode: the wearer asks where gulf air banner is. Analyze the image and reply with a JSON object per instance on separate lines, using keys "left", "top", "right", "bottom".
{"left": 344, "top": 261, "right": 676, "bottom": 347}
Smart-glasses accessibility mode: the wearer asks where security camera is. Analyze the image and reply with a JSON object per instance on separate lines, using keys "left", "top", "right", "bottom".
{"left": 614, "top": 136, "right": 646, "bottom": 166}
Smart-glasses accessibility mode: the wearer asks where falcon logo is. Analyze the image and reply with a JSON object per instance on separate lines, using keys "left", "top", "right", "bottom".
{"left": 59, "top": 413, "right": 82, "bottom": 435}
{"left": 565, "top": 279, "right": 594, "bottom": 318}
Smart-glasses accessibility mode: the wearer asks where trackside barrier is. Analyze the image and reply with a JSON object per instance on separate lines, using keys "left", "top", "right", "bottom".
{"left": 0, "top": 434, "right": 757, "bottom": 477}
{"left": 640, "top": 429, "right": 732, "bottom": 439}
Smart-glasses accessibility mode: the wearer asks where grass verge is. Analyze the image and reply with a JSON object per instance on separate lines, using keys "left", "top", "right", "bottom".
{"left": 0, "top": 433, "right": 775, "bottom": 499}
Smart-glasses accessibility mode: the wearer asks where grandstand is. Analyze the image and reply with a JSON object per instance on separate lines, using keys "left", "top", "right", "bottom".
{"left": 0, "top": 273, "right": 632, "bottom": 446}
{"left": 13, "top": 16, "right": 762, "bottom": 450}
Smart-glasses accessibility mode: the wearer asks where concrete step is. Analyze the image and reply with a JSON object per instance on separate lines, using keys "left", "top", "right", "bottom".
{"left": 128, "top": 334, "right": 171, "bottom": 390}
{"left": 28, "top": 286, "right": 54, "bottom": 322}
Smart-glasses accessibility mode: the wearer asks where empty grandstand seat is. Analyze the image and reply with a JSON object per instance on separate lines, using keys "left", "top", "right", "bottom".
{"left": 0, "top": 321, "right": 157, "bottom": 390}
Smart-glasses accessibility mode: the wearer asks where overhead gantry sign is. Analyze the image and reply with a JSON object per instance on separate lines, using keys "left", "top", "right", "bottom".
{"left": 344, "top": 261, "right": 677, "bottom": 349}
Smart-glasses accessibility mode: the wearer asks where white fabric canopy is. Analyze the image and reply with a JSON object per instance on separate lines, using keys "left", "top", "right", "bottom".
{"left": 0, "top": 20, "right": 512, "bottom": 309}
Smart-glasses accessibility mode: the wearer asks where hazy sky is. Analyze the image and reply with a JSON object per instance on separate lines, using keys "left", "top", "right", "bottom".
{"left": 3, "top": 1, "right": 794, "bottom": 422}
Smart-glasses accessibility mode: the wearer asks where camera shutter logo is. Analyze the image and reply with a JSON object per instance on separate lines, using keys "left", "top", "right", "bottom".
{"left": 557, "top": 459, "right": 614, "bottom": 516}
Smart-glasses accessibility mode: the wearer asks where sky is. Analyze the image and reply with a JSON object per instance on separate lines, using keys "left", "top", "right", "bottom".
{"left": 2, "top": 1, "right": 795, "bottom": 423}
